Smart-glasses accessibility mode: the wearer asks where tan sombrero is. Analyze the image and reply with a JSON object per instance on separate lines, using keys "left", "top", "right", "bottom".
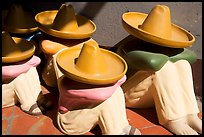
{"left": 56, "top": 40, "right": 127, "bottom": 85}
{"left": 122, "top": 5, "right": 195, "bottom": 48}
{"left": 35, "top": 4, "right": 96, "bottom": 39}
{"left": 2, "top": 4, "right": 38, "bottom": 34}
{"left": 2, "top": 31, "right": 35, "bottom": 63}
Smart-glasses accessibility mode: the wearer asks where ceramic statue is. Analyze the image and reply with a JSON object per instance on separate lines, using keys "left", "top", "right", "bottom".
{"left": 2, "top": 31, "right": 51, "bottom": 115}
{"left": 116, "top": 5, "right": 202, "bottom": 135}
{"left": 52, "top": 39, "right": 141, "bottom": 135}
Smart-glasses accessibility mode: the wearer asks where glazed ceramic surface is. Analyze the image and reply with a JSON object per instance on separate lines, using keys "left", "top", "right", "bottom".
{"left": 116, "top": 36, "right": 197, "bottom": 71}
{"left": 35, "top": 10, "right": 96, "bottom": 39}
{"left": 122, "top": 5, "right": 195, "bottom": 48}
{"left": 2, "top": 5, "right": 38, "bottom": 34}
{"left": 56, "top": 42, "right": 127, "bottom": 85}
{"left": 2, "top": 31, "right": 35, "bottom": 63}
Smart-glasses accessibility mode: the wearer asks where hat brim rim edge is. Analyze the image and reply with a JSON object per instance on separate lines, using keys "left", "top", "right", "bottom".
{"left": 122, "top": 12, "right": 195, "bottom": 48}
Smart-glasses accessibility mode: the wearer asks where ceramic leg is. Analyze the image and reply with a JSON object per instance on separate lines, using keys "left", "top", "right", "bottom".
{"left": 2, "top": 81, "right": 18, "bottom": 108}
{"left": 13, "top": 67, "right": 43, "bottom": 114}
{"left": 57, "top": 87, "right": 139, "bottom": 135}
{"left": 187, "top": 114, "right": 202, "bottom": 134}
{"left": 153, "top": 60, "right": 201, "bottom": 135}
{"left": 175, "top": 60, "right": 202, "bottom": 134}
{"left": 98, "top": 87, "right": 139, "bottom": 135}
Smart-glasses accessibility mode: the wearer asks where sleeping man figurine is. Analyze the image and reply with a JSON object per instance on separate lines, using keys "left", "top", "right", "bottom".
{"left": 53, "top": 40, "right": 141, "bottom": 135}
{"left": 116, "top": 5, "right": 202, "bottom": 135}
{"left": 2, "top": 31, "right": 51, "bottom": 115}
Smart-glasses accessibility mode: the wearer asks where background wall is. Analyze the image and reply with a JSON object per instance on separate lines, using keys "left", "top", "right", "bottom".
{"left": 3, "top": 2, "right": 202, "bottom": 59}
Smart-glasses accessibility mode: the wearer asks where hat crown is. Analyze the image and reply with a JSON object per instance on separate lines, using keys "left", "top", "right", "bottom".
{"left": 139, "top": 5, "right": 172, "bottom": 39}
{"left": 2, "top": 31, "right": 20, "bottom": 56}
{"left": 52, "top": 4, "right": 78, "bottom": 32}
{"left": 75, "top": 40, "right": 108, "bottom": 75}
{"left": 4, "top": 4, "right": 27, "bottom": 28}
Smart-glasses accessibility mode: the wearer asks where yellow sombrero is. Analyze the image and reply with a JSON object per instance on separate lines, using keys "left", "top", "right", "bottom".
{"left": 56, "top": 39, "right": 127, "bottom": 85}
{"left": 2, "top": 4, "right": 38, "bottom": 34}
{"left": 35, "top": 4, "right": 96, "bottom": 39}
{"left": 122, "top": 5, "right": 195, "bottom": 48}
{"left": 2, "top": 31, "right": 35, "bottom": 63}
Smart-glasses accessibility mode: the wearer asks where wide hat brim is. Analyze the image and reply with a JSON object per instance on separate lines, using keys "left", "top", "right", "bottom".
{"left": 56, "top": 46, "right": 127, "bottom": 85}
{"left": 122, "top": 12, "right": 195, "bottom": 48}
{"left": 2, "top": 37, "right": 35, "bottom": 63}
{"left": 2, "top": 10, "right": 38, "bottom": 34}
{"left": 35, "top": 10, "right": 96, "bottom": 39}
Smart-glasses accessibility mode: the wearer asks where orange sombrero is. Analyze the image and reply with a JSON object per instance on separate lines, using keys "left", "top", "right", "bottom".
{"left": 122, "top": 5, "right": 195, "bottom": 48}
{"left": 56, "top": 40, "right": 127, "bottom": 85}
{"left": 2, "top": 31, "right": 35, "bottom": 63}
{"left": 2, "top": 4, "right": 38, "bottom": 34}
{"left": 35, "top": 4, "right": 96, "bottom": 39}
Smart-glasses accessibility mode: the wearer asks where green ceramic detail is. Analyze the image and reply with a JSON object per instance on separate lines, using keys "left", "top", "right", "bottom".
{"left": 169, "top": 48, "right": 197, "bottom": 64}
{"left": 127, "top": 50, "right": 169, "bottom": 71}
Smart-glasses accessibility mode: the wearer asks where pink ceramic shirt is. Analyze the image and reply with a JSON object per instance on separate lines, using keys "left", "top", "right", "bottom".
{"left": 58, "top": 75, "right": 127, "bottom": 113}
{"left": 2, "top": 56, "right": 41, "bottom": 82}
